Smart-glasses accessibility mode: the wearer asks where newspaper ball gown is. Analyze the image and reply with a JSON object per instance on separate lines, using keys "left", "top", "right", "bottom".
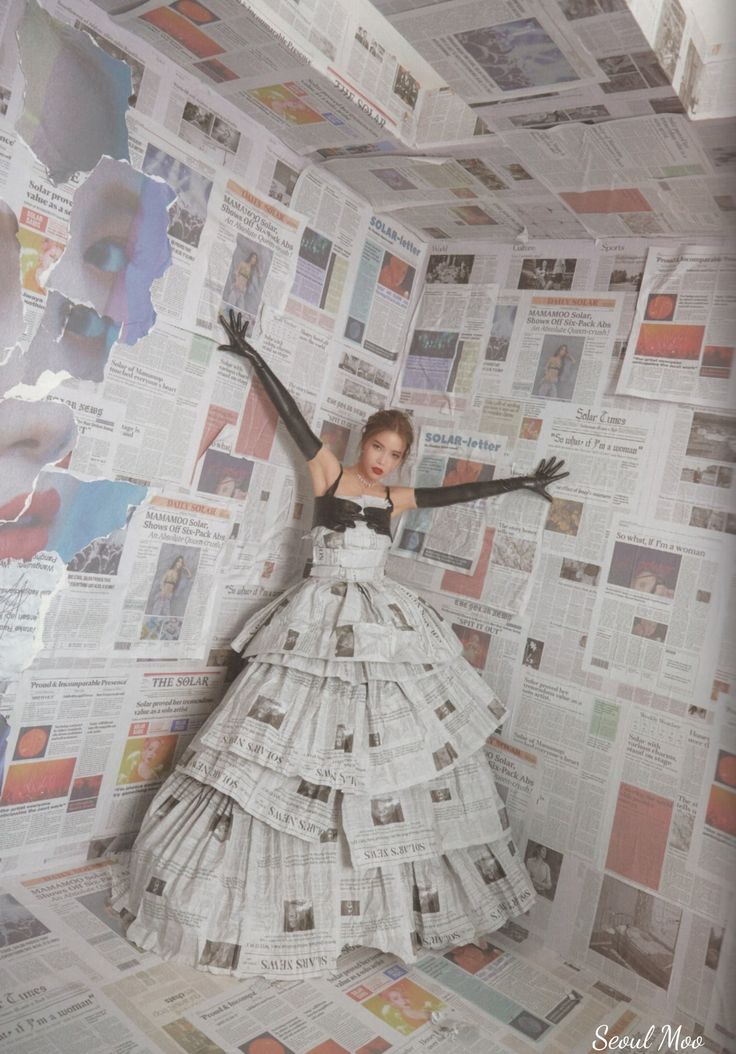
{"left": 110, "top": 482, "right": 537, "bottom": 978}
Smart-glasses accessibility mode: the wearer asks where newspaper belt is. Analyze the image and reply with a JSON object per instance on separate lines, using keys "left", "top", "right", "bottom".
{"left": 309, "top": 546, "right": 385, "bottom": 582}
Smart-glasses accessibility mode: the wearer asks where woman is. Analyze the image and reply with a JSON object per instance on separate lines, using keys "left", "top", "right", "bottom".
{"left": 110, "top": 310, "right": 567, "bottom": 979}
{"left": 149, "top": 554, "right": 191, "bottom": 617}
{"left": 537, "top": 344, "right": 575, "bottom": 399}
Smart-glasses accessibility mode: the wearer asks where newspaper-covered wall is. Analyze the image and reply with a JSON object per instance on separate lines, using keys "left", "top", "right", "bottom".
{"left": 0, "top": 0, "right": 734, "bottom": 1049}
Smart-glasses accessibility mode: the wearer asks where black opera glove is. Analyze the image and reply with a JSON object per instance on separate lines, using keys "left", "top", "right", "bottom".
{"left": 218, "top": 309, "right": 322, "bottom": 461}
{"left": 414, "top": 457, "right": 569, "bottom": 509}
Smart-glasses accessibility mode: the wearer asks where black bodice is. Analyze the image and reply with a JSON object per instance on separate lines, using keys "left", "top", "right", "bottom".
{"left": 312, "top": 468, "right": 393, "bottom": 538}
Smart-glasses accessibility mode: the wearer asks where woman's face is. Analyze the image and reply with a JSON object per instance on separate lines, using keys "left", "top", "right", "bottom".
{"left": 141, "top": 738, "right": 164, "bottom": 763}
{"left": 359, "top": 429, "right": 405, "bottom": 482}
{"left": 386, "top": 989, "right": 409, "bottom": 1009}
{"left": 632, "top": 570, "right": 657, "bottom": 593}
{"left": 174, "top": 556, "right": 183, "bottom": 569}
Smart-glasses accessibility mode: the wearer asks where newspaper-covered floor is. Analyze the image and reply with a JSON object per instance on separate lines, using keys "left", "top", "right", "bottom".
{"left": 0, "top": 856, "right": 724, "bottom": 1053}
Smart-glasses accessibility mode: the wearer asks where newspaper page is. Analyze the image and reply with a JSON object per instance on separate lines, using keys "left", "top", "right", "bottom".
{"left": 485, "top": 733, "right": 540, "bottom": 844}
{"left": 326, "top": 943, "right": 588, "bottom": 1052}
{"left": 582, "top": 516, "right": 726, "bottom": 703}
{"left": 330, "top": 338, "right": 399, "bottom": 414}
{"left": 616, "top": 243, "right": 736, "bottom": 408}
{"left": 106, "top": 494, "right": 232, "bottom": 658}
{"left": 63, "top": 319, "right": 215, "bottom": 489}
{"left": 424, "top": 238, "right": 512, "bottom": 288}
{"left": 502, "top": 291, "right": 624, "bottom": 406}
{"left": 342, "top": 212, "right": 425, "bottom": 365}
{"left": 397, "top": 280, "right": 497, "bottom": 415}
{"left": 530, "top": 853, "right": 729, "bottom": 1015}
{"left": 507, "top": 669, "right": 623, "bottom": 871}
{"left": 536, "top": 401, "right": 663, "bottom": 518}
{"left": 393, "top": 425, "right": 508, "bottom": 573}
{"left": 286, "top": 166, "right": 370, "bottom": 337}
{"left": 592, "top": 237, "right": 650, "bottom": 347}
{"left": 195, "top": 173, "right": 305, "bottom": 340}
{"left": 598, "top": 701, "right": 725, "bottom": 916}
{"left": 476, "top": 291, "right": 522, "bottom": 397}
{"left": 391, "top": 0, "right": 603, "bottom": 104}
{"left": 646, "top": 403, "right": 736, "bottom": 538}
{"left": 0, "top": 670, "right": 131, "bottom": 859}
{"left": 244, "top": 0, "right": 449, "bottom": 147}
{"left": 0, "top": 877, "right": 156, "bottom": 1053}
{"left": 19, "top": 859, "right": 163, "bottom": 974}
{"left": 100, "top": 664, "right": 227, "bottom": 835}
{"left": 505, "top": 113, "right": 724, "bottom": 237}
{"left": 100, "top": 0, "right": 395, "bottom": 153}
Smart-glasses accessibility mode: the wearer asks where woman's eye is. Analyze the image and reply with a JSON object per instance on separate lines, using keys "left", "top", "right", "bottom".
{"left": 83, "top": 237, "right": 129, "bottom": 272}
{"left": 65, "top": 304, "right": 109, "bottom": 338}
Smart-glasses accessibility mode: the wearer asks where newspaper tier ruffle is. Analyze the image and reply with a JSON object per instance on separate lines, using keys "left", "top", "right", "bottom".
{"left": 109, "top": 772, "right": 535, "bottom": 979}
{"left": 111, "top": 520, "right": 536, "bottom": 977}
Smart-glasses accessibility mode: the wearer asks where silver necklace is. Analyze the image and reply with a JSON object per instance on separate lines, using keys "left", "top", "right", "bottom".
{"left": 355, "top": 469, "right": 376, "bottom": 489}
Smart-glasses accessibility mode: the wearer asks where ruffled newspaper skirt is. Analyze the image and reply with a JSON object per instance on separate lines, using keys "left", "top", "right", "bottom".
{"left": 110, "top": 559, "right": 537, "bottom": 978}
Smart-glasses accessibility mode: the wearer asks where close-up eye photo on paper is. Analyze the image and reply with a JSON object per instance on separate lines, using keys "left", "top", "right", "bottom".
{"left": 0, "top": 0, "right": 733, "bottom": 1052}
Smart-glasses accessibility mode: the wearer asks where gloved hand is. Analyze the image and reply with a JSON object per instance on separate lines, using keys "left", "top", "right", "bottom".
{"left": 414, "top": 456, "right": 568, "bottom": 508}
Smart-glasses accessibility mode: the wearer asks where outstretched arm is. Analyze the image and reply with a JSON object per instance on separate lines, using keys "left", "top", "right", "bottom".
{"left": 391, "top": 458, "right": 568, "bottom": 514}
{"left": 218, "top": 310, "right": 322, "bottom": 462}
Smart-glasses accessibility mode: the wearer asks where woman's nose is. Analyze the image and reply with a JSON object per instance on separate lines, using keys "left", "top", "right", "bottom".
{"left": 0, "top": 399, "right": 77, "bottom": 509}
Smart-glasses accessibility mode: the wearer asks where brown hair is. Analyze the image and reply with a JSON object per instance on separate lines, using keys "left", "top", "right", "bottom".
{"left": 361, "top": 409, "right": 414, "bottom": 462}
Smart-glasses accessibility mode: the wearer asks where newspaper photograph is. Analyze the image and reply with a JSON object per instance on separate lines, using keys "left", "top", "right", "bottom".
{"left": 477, "top": 292, "right": 521, "bottom": 394}
{"left": 616, "top": 243, "right": 736, "bottom": 409}
{"left": 583, "top": 516, "right": 726, "bottom": 703}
